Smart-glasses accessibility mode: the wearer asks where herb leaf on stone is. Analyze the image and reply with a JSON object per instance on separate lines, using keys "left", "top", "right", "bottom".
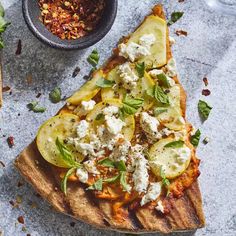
{"left": 27, "top": 101, "right": 46, "bottom": 113}
{"left": 168, "top": 12, "right": 184, "bottom": 26}
{"left": 135, "top": 62, "right": 145, "bottom": 78}
{"left": 49, "top": 87, "right": 61, "bottom": 103}
{"left": 87, "top": 49, "right": 100, "bottom": 67}
{"left": 61, "top": 167, "right": 77, "bottom": 195}
{"left": 190, "top": 129, "right": 201, "bottom": 147}
{"left": 198, "top": 100, "right": 212, "bottom": 120}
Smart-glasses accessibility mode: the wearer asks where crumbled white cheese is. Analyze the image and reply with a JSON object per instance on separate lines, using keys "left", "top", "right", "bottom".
{"left": 155, "top": 200, "right": 165, "bottom": 213}
{"left": 105, "top": 115, "right": 125, "bottom": 135}
{"left": 140, "top": 112, "right": 162, "bottom": 140}
{"left": 166, "top": 58, "right": 178, "bottom": 77}
{"left": 139, "top": 34, "right": 156, "bottom": 48}
{"left": 161, "top": 128, "right": 186, "bottom": 139}
{"left": 81, "top": 100, "right": 96, "bottom": 111}
{"left": 132, "top": 148, "right": 149, "bottom": 193}
{"left": 103, "top": 106, "right": 119, "bottom": 116}
{"left": 75, "top": 142, "right": 96, "bottom": 157}
{"left": 118, "top": 62, "right": 139, "bottom": 89}
{"left": 76, "top": 120, "right": 89, "bottom": 139}
{"left": 140, "top": 182, "right": 162, "bottom": 206}
{"left": 173, "top": 146, "right": 191, "bottom": 164}
{"left": 76, "top": 168, "right": 88, "bottom": 183}
{"left": 110, "top": 140, "right": 131, "bottom": 162}
{"left": 149, "top": 69, "right": 175, "bottom": 87}
{"left": 177, "top": 116, "right": 186, "bottom": 125}
{"left": 83, "top": 160, "right": 99, "bottom": 175}
{"left": 169, "top": 36, "right": 176, "bottom": 45}
{"left": 118, "top": 34, "right": 155, "bottom": 62}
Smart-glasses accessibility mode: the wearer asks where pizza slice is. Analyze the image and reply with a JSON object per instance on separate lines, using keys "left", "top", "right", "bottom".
{"left": 15, "top": 4, "right": 205, "bottom": 233}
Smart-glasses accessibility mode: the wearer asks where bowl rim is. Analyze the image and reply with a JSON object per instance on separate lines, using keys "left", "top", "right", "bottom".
{"left": 22, "top": 0, "right": 118, "bottom": 50}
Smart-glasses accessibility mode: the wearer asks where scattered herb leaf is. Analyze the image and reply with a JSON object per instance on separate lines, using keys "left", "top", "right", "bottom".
{"left": 98, "top": 158, "right": 115, "bottom": 168}
{"left": 190, "top": 129, "right": 201, "bottom": 147}
{"left": 120, "top": 171, "right": 131, "bottom": 192}
{"left": 154, "top": 107, "right": 168, "bottom": 116}
{"left": 27, "top": 102, "right": 46, "bottom": 113}
{"left": 61, "top": 167, "right": 77, "bottom": 195}
{"left": 160, "top": 166, "right": 170, "bottom": 196}
{"left": 154, "top": 85, "right": 170, "bottom": 104}
{"left": 164, "top": 140, "right": 184, "bottom": 148}
{"left": 121, "top": 95, "right": 144, "bottom": 115}
{"left": 49, "top": 87, "right": 61, "bottom": 103}
{"left": 198, "top": 100, "right": 212, "bottom": 120}
{"left": 115, "top": 160, "right": 127, "bottom": 172}
{"left": 156, "top": 73, "right": 170, "bottom": 88}
{"left": 103, "top": 175, "right": 120, "bottom": 183}
{"left": 96, "top": 78, "right": 115, "bottom": 88}
{"left": 87, "top": 179, "right": 103, "bottom": 191}
{"left": 87, "top": 49, "right": 99, "bottom": 67}
{"left": 135, "top": 62, "right": 145, "bottom": 78}
{"left": 168, "top": 12, "right": 184, "bottom": 26}
{"left": 95, "top": 113, "right": 105, "bottom": 121}
{"left": 72, "top": 66, "right": 80, "bottom": 78}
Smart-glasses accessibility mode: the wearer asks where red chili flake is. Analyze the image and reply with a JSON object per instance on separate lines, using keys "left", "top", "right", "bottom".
{"left": 0, "top": 160, "right": 5, "bottom": 167}
{"left": 203, "top": 77, "right": 208, "bottom": 86}
{"left": 38, "top": 0, "right": 106, "bottom": 40}
{"left": 17, "top": 216, "right": 25, "bottom": 224}
{"left": 202, "top": 89, "right": 211, "bottom": 96}
{"left": 72, "top": 66, "right": 81, "bottom": 78}
{"left": 15, "top": 40, "right": 22, "bottom": 55}
{"left": 17, "top": 181, "right": 24, "bottom": 187}
{"left": 70, "top": 222, "right": 76, "bottom": 227}
{"left": 2, "top": 86, "right": 11, "bottom": 93}
{"left": 36, "top": 92, "right": 42, "bottom": 98}
{"left": 7, "top": 136, "right": 14, "bottom": 148}
{"left": 178, "top": 0, "right": 185, "bottom": 2}
{"left": 27, "top": 234, "right": 31, "bottom": 236}
{"left": 175, "top": 29, "right": 188, "bottom": 36}
{"left": 9, "top": 200, "right": 15, "bottom": 206}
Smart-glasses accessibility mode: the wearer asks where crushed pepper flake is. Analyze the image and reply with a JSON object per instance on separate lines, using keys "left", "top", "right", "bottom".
{"left": 70, "top": 222, "right": 76, "bottom": 227}
{"left": 203, "top": 77, "right": 208, "bottom": 86}
{"left": 175, "top": 29, "right": 188, "bottom": 36}
{"left": 202, "top": 89, "right": 211, "bottom": 96}
{"left": 26, "top": 74, "right": 33, "bottom": 85}
{"left": 36, "top": 92, "right": 42, "bottom": 98}
{"left": 0, "top": 160, "right": 5, "bottom": 168}
{"left": 15, "top": 39, "right": 22, "bottom": 55}
{"left": 17, "top": 216, "right": 25, "bottom": 224}
{"left": 38, "top": 0, "right": 106, "bottom": 40}
{"left": 72, "top": 66, "right": 81, "bottom": 78}
{"left": 2, "top": 86, "right": 11, "bottom": 93}
{"left": 17, "top": 181, "right": 24, "bottom": 187}
{"left": 7, "top": 136, "right": 14, "bottom": 148}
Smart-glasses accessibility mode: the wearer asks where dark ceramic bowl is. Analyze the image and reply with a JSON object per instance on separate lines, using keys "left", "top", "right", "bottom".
{"left": 22, "top": 0, "right": 118, "bottom": 50}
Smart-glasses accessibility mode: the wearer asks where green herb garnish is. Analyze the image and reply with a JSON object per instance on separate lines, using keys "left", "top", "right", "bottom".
{"left": 160, "top": 166, "right": 170, "bottom": 196}
{"left": 49, "top": 87, "right": 61, "bottom": 103}
{"left": 98, "top": 158, "right": 115, "bottom": 168}
{"left": 198, "top": 100, "right": 212, "bottom": 120}
{"left": 27, "top": 101, "right": 46, "bottom": 113}
{"left": 168, "top": 12, "right": 184, "bottom": 26}
{"left": 190, "top": 129, "right": 201, "bottom": 147}
{"left": 95, "top": 113, "right": 105, "bottom": 121}
{"left": 135, "top": 62, "right": 145, "bottom": 78}
{"left": 115, "top": 160, "right": 127, "bottom": 172}
{"left": 61, "top": 167, "right": 77, "bottom": 195}
{"left": 156, "top": 73, "right": 170, "bottom": 88}
{"left": 120, "top": 171, "right": 131, "bottom": 192}
{"left": 0, "top": 3, "right": 10, "bottom": 49}
{"left": 87, "top": 179, "right": 103, "bottom": 191}
{"left": 96, "top": 78, "right": 115, "bottom": 88}
{"left": 154, "top": 107, "right": 168, "bottom": 116}
{"left": 87, "top": 49, "right": 99, "bottom": 67}
{"left": 164, "top": 140, "right": 184, "bottom": 148}
{"left": 103, "top": 175, "right": 120, "bottom": 183}
{"left": 147, "top": 84, "right": 170, "bottom": 105}
{"left": 120, "top": 95, "right": 144, "bottom": 115}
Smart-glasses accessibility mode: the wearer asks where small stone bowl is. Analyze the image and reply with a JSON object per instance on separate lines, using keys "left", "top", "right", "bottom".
{"left": 22, "top": 0, "right": 118, "bottom": 50}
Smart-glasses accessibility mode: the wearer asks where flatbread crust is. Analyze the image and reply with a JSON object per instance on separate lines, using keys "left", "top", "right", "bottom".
{"left": 15, "top": 4, "right": 205, "bottom": 233}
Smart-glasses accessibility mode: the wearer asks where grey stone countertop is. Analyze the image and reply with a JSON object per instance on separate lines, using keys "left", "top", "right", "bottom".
{"left": 0, "top": 0, "right": 235, "bottom": 235}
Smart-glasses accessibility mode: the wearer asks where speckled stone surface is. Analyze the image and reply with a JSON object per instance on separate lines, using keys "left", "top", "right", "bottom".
{"left": 0, "top": 0, "right": 236, "bottom": 235}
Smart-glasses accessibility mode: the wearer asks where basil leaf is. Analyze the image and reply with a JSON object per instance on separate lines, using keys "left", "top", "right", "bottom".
{"left": 146, "top": 86, "right": 155, "bottom": 97}
{"left": 27, "top": 101, "right": 46, "bottom": 113}
{"left": 98, "top": 158, "right": 115, "bottom": 168}
{"left": 56, "top": 138, "right": 80, "bottom": 168}
{"left": 190, "top": 129, "right": 201, "bottom": 147}
{"left": 115, "top": 160, "right": 126, "bottom": 172}
{"left": 49, "top": 87, "right": 61, "bottom": 103}
{"left": 168, "top": 12, "right": 184, "bottom": 26}
{"left": 157, "top": 73, "right": 170, "bottom": 88}
{"left": 0, "top": 16, "right": 10, "bottom": 33}
{"left": 121, "top": 95, "right": 144, "bottom": 115}
{"left": 0, "top": 3, "right": 4, "bottom": 17}
{"left": 120, "top": 171, "right": 131, "bottom": 192}
{"left": 87, "top": 49, "right": 99, "bottom": 67}
{"left": 154, "top": 85, "right": 170, "bottom": 104}
{"left": 95, "top": 113, "right": 105, "bottom": 121}
{"left": 164, "top": 140, "right": 184, "bottom": 148}
{"left": 96, "top": 78, "right": 115, "bottom": 88}
{"left": 198, "top": 100, "right": 212, "bottom": 120}
{"left": 61, "top": 167, "right": 77, "bottom": 195}
{"left": 103, "top": 174, "right": 120, "bottom": 183}
{"left": 160, "top": 166, "right": 170, "bottom": 196}
{"left": 135, "top": 62, "right": 145, "bottom": 78}
{"left": 87, "top": 179, "right": 103, "bottom": 191}
{"left": 154, "top": 107, "right": 168, "bottom": 116}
